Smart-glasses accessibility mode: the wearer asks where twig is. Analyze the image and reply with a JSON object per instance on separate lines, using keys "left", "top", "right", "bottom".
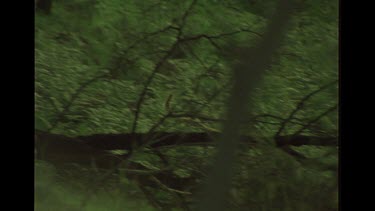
{"left": 47, "top": 73, "right": 108, "bottom": 132}
{"left": 150, "top": 176, "right": 192, "bottom": 195}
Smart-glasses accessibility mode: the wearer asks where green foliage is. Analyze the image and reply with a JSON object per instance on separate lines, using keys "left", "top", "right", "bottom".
{"left": 36, "top": 0, "right": 338, "bottom": 210}
{"left": 229, "top": 146, "right": 337, "bottom": 210}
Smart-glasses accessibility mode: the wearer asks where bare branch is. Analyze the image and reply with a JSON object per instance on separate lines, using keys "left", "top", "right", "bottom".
{"left": 180, "top": 28, "right": 262, "bottom": 49}
{"left": 274, "top": 80, "right": 338, "bottom": 138}
{"left": 131, "top": 0, "right": 198, "bottom": 134}
{"left": 293, "top": 104, "right": 338, "bottom": 136}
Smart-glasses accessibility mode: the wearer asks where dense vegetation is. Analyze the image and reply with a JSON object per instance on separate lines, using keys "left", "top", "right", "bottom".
{"left": 35, "top": 0, "right": 338, "bottom": 210}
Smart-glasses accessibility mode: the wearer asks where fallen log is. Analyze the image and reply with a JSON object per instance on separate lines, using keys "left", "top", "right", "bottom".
{"left": 36, "top": 131, "right": 337, "bottom": 153}
{"left": 275, "top": 135, "right": 338, "bottom": 147}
